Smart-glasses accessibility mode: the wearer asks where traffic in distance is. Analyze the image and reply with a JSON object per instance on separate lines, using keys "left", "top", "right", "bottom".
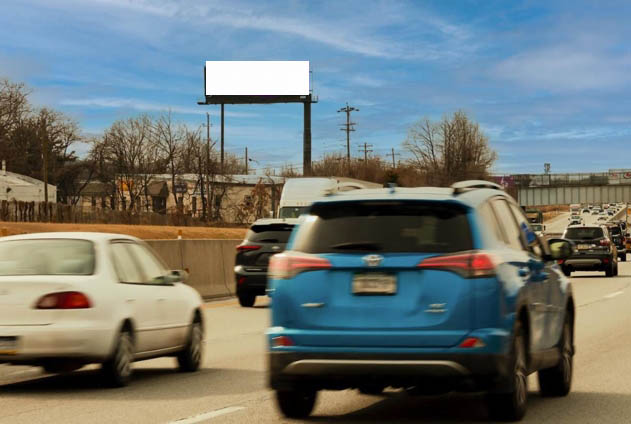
{"left": 6, "top": 178, "right": 625, "bottom": 422}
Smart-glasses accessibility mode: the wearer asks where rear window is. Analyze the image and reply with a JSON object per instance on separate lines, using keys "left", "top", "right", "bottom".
{"left": 246, "top": 224, "right": 294, "bottom": 244}
{"left": 0, "top": 239, "right": 95, "bottom": 276}
{"left": 279, "top": 207, "right": 309, "bottom": 219}
{"left": 608, "top": 226, "right": 621, "bottom": 236}
{"left": 292, "top": 201, "right": 472, "bottom": 254}
{"left": 564, "top": 227, "right": 604, "bottom": 240}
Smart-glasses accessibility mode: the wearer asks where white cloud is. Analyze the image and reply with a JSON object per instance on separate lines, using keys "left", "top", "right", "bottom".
{"left": 59, "top": 97, "right": 258, "bottom": 118}
{"left": 495, "top": 45, "right": 631, "bottom": 91}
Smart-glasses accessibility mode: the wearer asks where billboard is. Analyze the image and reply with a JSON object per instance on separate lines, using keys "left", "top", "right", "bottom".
{"left": 608, "top": 169, "right": 631, "bottom": 185}
{"left": 205, "top": 61, "right": 309, "bottom": 96}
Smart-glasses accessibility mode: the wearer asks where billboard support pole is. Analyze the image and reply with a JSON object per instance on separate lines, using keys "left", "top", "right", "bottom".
{"left": 303, "top": 96, "right": 312, "bottom": 176}
{"left": 221, "top": 103, "right": 225, "bottom": 175}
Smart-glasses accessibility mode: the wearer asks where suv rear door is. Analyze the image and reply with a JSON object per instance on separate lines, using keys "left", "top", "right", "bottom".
{"left": 277, "top": 200, "right": 476, "bottom": 348}
{"left": 237, "top": 223, "right": 294, "bottom": 271}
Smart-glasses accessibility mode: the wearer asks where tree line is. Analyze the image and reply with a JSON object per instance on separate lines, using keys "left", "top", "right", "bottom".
{"left": 1, "top": 76, "right": 498, "bottom": 214}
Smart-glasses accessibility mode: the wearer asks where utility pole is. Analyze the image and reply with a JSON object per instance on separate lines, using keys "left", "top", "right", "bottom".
{"left": 337, "top": 103, "right": 358, "bottom": 169}
{"left": 40, "top": 115, "right": 49, "bottom": 221}
{"left": 200, "top": 112, "right": 210, "bottom": 220}
{"left": 358, "top": 142, "right": 373, "bottom": 166}
{"left": 389, "top": 148, "right": 400, "bottom": 168}
{"left": 245, "top": 147, "right": 248, "bottom": 175}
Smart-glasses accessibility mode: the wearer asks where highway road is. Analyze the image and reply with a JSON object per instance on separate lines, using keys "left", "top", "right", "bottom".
{"left": 1, "top": 209, "right": 631, "bottom": 423}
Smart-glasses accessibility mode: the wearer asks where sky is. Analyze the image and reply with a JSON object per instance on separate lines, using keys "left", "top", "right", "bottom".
{"left": 1, "top": 0, "right": 631, "bottom": 174}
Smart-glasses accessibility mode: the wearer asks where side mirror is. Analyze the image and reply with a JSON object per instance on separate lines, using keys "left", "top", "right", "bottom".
{"left": 547, "top": 238, "right": 574, "bottom": 261}
{"left": 168, "top": 269, "right": 189, "bottom": 284}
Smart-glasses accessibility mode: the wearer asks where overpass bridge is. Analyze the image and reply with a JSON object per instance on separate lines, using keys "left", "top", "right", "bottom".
{"left": 492, "top": 171, "right": 631, "bottom": 206}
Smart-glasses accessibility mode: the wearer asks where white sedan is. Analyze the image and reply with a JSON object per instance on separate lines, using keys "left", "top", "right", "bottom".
{"left": 0, "top": 232, "right": 204, "bottom": 386}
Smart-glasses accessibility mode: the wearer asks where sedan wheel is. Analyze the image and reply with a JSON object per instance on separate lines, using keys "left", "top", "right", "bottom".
{"left": 102, "top": 330, "right": 134, "bottom": 387}
{"left": 178, "top": 320, "right": 203, "bottom": 372}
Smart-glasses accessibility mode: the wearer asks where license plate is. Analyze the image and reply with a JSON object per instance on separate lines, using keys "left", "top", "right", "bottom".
{"left": 0, "top": 336, "right": 17, "bottom": 354}
{"left": 578, "top": 244, "right": 590, "bottom": 250}
{"left": 352, "top": 273, "right": 397, "bottom": 295}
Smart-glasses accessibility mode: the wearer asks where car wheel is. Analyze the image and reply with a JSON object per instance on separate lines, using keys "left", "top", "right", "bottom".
{"left": 615, "top": 263, "right": 619, "bottom": 276}
{"left": 238, "top": 292, "right": 256, "bottom": 307}
{"left": 538, "top": 317, "right": 573, "bottom": 397}
{"left": 562, "top": 267, "right": 571, "bottom": 277}
{"left": 177, "top": 319, "right": 203, "bottom": 372}
{"left": 620, "top": 254, "right": 627, "bottom": 262}
{"left": 605, "top": 262, "right": 614, "bottom": 277}
{"left": 487, "top": 320, "right": 528, "bottom": 422}
{"left": 101, "top": 329, "right": 134, "bottom": 387}
{"left": 276, "top": 389, "right": 317, "bottom": 418}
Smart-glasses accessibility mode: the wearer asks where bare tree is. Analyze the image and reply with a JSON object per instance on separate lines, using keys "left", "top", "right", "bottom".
{"left": 153, "top": 111, "right": 183, "bottom": 208}
{"left": 102, "top": 115, "right": 154, "bottom": 210}
{"left": 0, "top": 79, "right": 30, "bottom": 147}
{"left": 403, "top": 110, "right": 497, "bottom": 186}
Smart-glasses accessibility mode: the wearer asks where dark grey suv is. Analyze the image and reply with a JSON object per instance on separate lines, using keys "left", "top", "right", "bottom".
{"left": 234, "top": 219, "right": 297, "bottom": 307}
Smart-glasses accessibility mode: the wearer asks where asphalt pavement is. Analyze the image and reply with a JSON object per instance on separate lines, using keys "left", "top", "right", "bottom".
{"left": 1, "top": 210, "right": 631, "bottom": 423}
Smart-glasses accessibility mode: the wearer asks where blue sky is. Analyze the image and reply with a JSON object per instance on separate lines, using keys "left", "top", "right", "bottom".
{"left": 2, "top": 0, "right": 631, "bottom": 174}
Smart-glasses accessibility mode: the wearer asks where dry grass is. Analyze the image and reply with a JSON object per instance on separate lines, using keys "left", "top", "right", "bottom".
{"left": 0, "top": 221, "right": 247, "bottom": 240}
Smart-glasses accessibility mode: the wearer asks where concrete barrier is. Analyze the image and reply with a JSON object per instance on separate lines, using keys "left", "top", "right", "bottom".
{"left": 146, "top": 239, "right": 241, "bottom": 299}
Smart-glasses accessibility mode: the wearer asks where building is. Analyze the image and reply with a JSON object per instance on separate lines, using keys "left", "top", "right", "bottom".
{"left": 78, "top": 174, "right": 285, "bottom": 224}
{"left": 0, "top": 162, "right": 57, "bottom": 203}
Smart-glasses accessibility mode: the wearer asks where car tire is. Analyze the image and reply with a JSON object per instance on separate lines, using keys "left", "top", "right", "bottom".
{"left": 538, "top": 317, "right": 573, "bottom": 397}
{"left": 101, "top": 329, "right": 134, "bottom": 387}
{"left": 276, "top": 389, "right": 317, "bottom": 419}
{"left": 562, "top": 267, "right": 571, "bottom": 277}
{"left": 487, "top": 320, "right": 528, "bottom": 422}
{"left": 238, "top": 292, "right": 256, "bottom": 307}
{"left": 620, "top": 254, "right": 626, "bottom": 262}
{"left": 177, "top": 318, "right": 203, "bottom": 372}
{"left": 605, "top": 262, "right": 614, "bottom": 277}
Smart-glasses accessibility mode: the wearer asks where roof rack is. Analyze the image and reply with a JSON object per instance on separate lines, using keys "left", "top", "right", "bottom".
{"left": 451, "top": 180, "right": 503, "bottom": 195}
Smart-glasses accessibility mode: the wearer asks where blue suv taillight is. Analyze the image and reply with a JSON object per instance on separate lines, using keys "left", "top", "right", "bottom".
{"left": 269, "top": 252, "right": 332, "bottom": 279}
{"left": 418, "top": 251, "right": 497, "bottom": 278}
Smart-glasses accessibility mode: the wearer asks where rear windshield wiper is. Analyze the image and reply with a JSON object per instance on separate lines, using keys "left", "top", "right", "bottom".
{"left": 330, "top": 242, "right": 383, "bottom": 251}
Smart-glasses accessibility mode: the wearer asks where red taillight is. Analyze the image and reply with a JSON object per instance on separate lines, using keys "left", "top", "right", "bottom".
{"left": 418, "top": 251, "right": 496, "bottom": 278}
{"left": 237, "top": 276, "right": 247, "bottom": 285}
{"left": 603, "top": 258, "right": 609, "bottom": 264}
{"left": 237, "top": 245, "right": 261, "bottom": 251}
{"left": 600, "top": 239, "right": 610, "bottom": 246}
{"left": 271, "top": 336, "right": 294, "bottom": 347}
{"left": 459, "top": 337, "right": 486, "bottom": 348}
{"left": 35, "top": 291, "right": 91, "bottom": 309}
{"left": 268, "top": 253, "right": 332, "bottom": 279}
{"left": 557, "top": 259, "right": 564, "bottom": 265}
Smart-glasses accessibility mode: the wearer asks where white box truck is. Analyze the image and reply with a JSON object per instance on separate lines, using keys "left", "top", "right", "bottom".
{"left": 278, "top": 177, "right": 381, "bottom": 218}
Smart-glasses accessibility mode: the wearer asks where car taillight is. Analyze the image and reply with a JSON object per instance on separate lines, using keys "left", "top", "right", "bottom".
{"left": 268, "top": 253, "right": 332, "bottom": 279}
{"left": 35, "top": 291, "right": 91, "bottom": 309}
{"left": 600, "top": 239, "right": 610, "bottom": 246}
{"left": 418, "top": 251, "right": 496, "bottom": 278}
{"left": 237, "top": 245, "right": 261, "bottom": 251}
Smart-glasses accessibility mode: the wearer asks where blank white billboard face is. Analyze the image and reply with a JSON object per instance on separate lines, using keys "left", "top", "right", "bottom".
{"left": 205, "top": 61, "right": 309, "bottom": 96}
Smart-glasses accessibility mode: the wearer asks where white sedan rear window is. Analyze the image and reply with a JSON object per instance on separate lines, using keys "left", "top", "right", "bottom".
{"left": 0, "top": 239, "right": 95, "bottom": 275}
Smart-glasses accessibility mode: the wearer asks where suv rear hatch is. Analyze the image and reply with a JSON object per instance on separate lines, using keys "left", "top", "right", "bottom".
{"left": 563, "top": 227, "right": 610, "bottom": 254}
{"left": 274, "top": 200, "right": 479, "bottom": 348}
{"left": 237, "top": 223, "right": 294, "bottom": 271}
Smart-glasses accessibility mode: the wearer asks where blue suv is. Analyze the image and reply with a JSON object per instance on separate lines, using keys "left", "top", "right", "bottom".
{"left": 267, "top": 181, "right": 575, "bottom": 421}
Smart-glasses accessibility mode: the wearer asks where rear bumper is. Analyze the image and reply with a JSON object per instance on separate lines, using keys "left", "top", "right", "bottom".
{"left": 269, "top": 351, "right": 511, "bottom": 392}
{"left": 235, "top": 267, "right": 268, "bottom": 296}
{"left": 0, "top": 323, "right": 115, "bottom": 364}
{"left": 564, "top": 253, "right": 612, "bottom": 269}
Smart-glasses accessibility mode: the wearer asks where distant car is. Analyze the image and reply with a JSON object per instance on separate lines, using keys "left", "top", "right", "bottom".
{"left": 532, "top": 223, "right": 546, "bottom": 237}
{"left": 0, "top": 232, "right": 204, "bottom": 386}
{"left": 569, "top": 219, "right": 582, "bottom": 226}
{"left": 606, "top": 223, "right": 626, "bottom": 262}
{"left": 582, "top": 208, "right": 589, "bottom": 213}
{"left": 608, "top": 210, "right": 615, "bottom": 216}
{"left": 598, "top": 216, "right": 608, "bottom": 221}
{"left": 591, "top": 210, "right": 599, "bottom": 215}
{"left": 268, "top": 181, "right": 575, "bottom": 421}
{"left": 234, "top": 218, "right": 297, "bottom": 307}
{"left": 561, "top": 225, "right": 617, "bottom": 277}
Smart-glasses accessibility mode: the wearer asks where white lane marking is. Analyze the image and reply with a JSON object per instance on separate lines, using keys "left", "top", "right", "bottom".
{"left": 604, "top": 290, "right": 624, "bottom": 299}
{"left": 169, "top": 406, "right": 245, "bottom": 424}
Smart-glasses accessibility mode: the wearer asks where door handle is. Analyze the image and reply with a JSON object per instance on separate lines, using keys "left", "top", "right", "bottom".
{"left": 126, "top": 299, "right": 135, "bottom": 303}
